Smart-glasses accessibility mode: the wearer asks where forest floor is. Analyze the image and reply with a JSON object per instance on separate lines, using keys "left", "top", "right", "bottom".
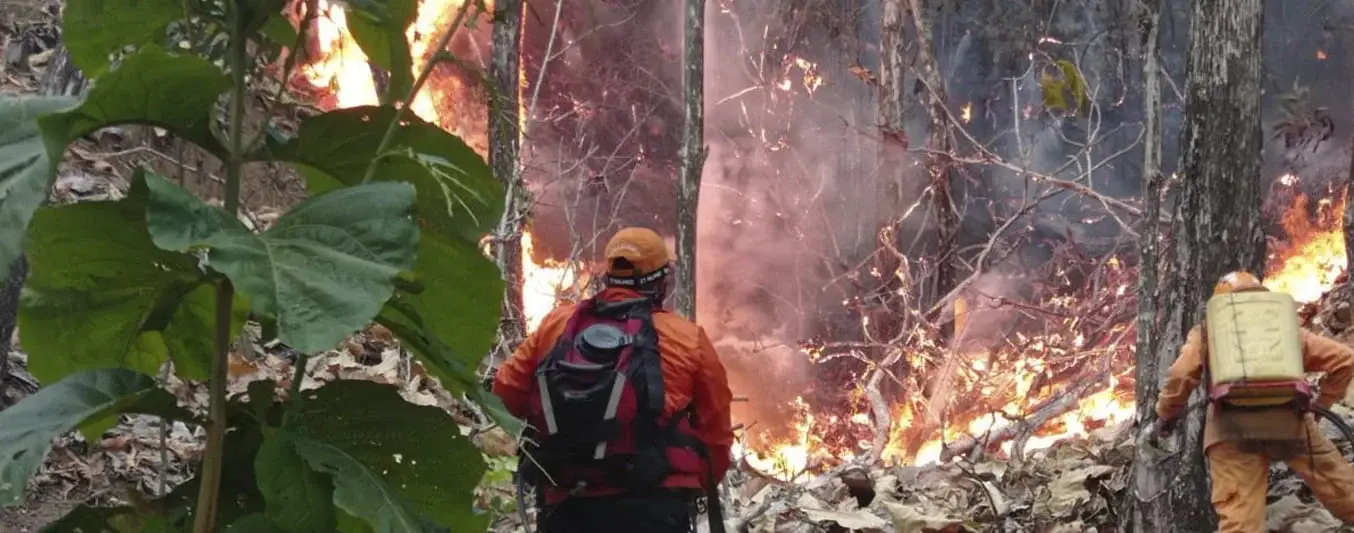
{"left": 6, "top": 5, "right": 1354, "bottom": 533}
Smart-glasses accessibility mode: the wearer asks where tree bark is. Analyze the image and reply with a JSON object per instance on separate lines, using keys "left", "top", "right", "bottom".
{"left": 1, "top": 46, "right": 86, "bottom": 408}
{"left": 1128, "top": 0, "right": 1168, "bottom": 524}
{"left": 1131, "top": 0, "right": 1266, "bottom": 530}
{"left": 878, "top": 0, "right": 908, "bottom": 209}
{"left": 904, "top": 0, "right": 956, "bottom": 318}
{"left": 673, "top": 0, "right": 706, "bottom": 321}
{"left": 1345, "top": 134, "right": 1354, "bottom": 287}
{"left": 489, "top": 0, "right": 527, "bottom": 362}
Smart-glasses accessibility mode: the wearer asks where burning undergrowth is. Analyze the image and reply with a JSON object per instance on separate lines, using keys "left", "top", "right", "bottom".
{"left": 288, "top": 0, "right": 1354, "bottom": 490}
{"left": 738, "top": 244, "right": 1141, "bottom": 476}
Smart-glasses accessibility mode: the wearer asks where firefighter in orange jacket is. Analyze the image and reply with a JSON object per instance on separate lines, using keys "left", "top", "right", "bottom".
{"left": 1156, "top": 271, "right": 1354, "bottom": 532}
{"left": 493, "top": 227, "right": 734, "bottom": 533}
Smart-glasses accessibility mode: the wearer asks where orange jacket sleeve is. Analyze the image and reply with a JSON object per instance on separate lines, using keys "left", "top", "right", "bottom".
{"left": 492, "top": 307, "right": 570, "bottom": 419}
{"left": 1302, "top": 330, "right": 1354, "bottom": 409}
{"left": 1156, "top": 326, "right": 1205, "bottom": 421}
{"left": 692, "top": 326, "right": 734, "bottom": 483}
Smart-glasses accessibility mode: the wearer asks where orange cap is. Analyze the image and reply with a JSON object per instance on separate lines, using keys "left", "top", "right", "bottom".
{"left": 604, "top": 227, "right": 671, "bottom": 279}
{"left": 1213, "top": 271, "right": 1264, "bottom": 297}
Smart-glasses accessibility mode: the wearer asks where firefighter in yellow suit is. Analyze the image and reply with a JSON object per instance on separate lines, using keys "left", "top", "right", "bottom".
{"left": 1156, "top": 271, "right": 1354, "bottom": 532}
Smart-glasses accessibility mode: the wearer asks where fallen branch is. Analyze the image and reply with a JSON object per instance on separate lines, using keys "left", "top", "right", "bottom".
{"left": 863, "top": 346, "right": 905, "bottom": 464}
{"left": 939, "top": 371, "right": 1108, "bottom": 462}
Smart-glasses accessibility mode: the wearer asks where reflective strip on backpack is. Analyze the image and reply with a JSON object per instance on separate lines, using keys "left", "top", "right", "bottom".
{"left": 593, "top": 373, "right": 628, "bottom": 459}
{"left": 538, "top": 374, "right": 559, "bottom": 435}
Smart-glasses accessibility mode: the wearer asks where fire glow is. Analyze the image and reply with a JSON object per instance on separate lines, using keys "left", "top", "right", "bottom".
{"left": 301, "top": 0, "right": 464, "bottom": 126}
{"left": 298, "top": 4, "right": 1349, "bottom": 479}
{"left": 1265, "top": 174, "right": 1347, "bottom": 302}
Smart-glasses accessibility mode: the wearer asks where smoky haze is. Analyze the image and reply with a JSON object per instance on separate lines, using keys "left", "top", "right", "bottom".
{"left": 511, "top": 0, "right": 1354, "bottom": 453}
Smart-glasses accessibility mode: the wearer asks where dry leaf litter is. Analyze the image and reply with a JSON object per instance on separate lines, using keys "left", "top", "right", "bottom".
{"left": 6, "top": 6, "right": 1354, "bottom": 533}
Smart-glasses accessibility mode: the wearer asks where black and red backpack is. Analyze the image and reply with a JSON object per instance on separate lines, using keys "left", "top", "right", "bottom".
{"left": 518, "top": 296, "right": 711, "bottom": 504}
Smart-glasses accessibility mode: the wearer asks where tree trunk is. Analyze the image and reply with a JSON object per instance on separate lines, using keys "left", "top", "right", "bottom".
{"left": 1345, "top": 133, "right": 1354, "bottom": 286}
{"left": 489, "top": 0, "right": 527, "bottom": 363}
{"left": 1131, "top": 1, "right": 1266, "bottom": 531}
{"left": 1128, "top": 0, "right": 1168, "bottom": 524}
{"left": 1, "top": 46, "right": 86, "bottom": 408}
{"left": 673, "top": 0, "right": 706, "bottom": 321}
{"left": 904, "top": 0, "right": 956, "bottom": 318}
{"left": 878, "top": 0, "right": 907, "bottom": 210}
{"left": 899, "top": 0, "right": 960, "bottom": 462}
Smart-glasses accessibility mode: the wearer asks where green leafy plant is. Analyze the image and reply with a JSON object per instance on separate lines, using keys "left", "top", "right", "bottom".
{"left": 0, "top": 0, "right": 517, "bottom": 531}
{"left": 1038, "top": 59, "right": 1090, "bottom": 119}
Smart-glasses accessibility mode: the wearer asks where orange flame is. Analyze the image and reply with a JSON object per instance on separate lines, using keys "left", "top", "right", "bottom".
{"left": 303, "top": 0, "right": 465, "bottom": 125}
{"left": 1264, "top": 180, "right": 1346, "bottom": 303}
{"left": 520, "top": 233, "right": 594, "bottom": 331}
{"left": 302, "top": 2, "right": 377, "bottom": 108}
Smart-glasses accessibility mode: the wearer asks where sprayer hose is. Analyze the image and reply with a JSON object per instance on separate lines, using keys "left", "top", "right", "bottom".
{"left": 1312, "top": 404, "right": 1354, "bottom": 459}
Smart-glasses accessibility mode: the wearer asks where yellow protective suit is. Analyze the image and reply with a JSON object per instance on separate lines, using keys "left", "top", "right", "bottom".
{"left": 1157, "top": 326, "right": 1354, "bottom": 532}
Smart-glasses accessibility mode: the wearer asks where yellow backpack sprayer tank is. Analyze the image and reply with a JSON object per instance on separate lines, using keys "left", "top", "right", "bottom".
{"left": 1205, "top": 290, "right": 1309, "bottom": 407}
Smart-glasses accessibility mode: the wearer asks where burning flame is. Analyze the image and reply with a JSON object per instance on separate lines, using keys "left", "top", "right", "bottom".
{"left": 302, "top": 2, "right": 377, "bottom": 108}
{"left": 302, "top": 0, "right": 465, "bottom": 126}
{"left": 296, "top": 5, "right": 1350, "bottom": 480}
{"left": 520, "top": 233, "right": 592, "bottom": 331}
{"left": 1264, "top": 174, "right": 1347, "bottom": 303}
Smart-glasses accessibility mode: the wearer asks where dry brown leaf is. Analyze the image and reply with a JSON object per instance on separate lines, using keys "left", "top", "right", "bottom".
{"left": 1266, "top": 495, "right": 1343, "bottom": 532}
{"left": 801, "top": 507, "right": 888, "bottom": 530}
{"left": 884, "top": 502, "right": 961, "bottom": 533}
{"left": 478, "top": 428, "right": 517, "bottom": 457}
{"left": 1035, "top": 465, "right": 1116, "bottom": 517}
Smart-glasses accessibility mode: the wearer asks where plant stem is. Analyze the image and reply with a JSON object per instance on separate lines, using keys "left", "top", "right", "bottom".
{"left": 194, "top": 283, "right": 234, "bottom": 533}
{"left": 284, "top": 352, "right": 310, "bottom": 423}
{"left": 359, "top": 1, "right": 474, "bottom": 184}
{"left": 193, "top": 5, "right": 249, "bottom": 532}
{"left": 243, "top": 0, "right": 319, "bottom": 154}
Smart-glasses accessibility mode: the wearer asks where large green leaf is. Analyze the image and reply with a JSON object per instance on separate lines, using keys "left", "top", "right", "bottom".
{"left": 0, "top": 96, "right": 79, "bottom": 283}
{"left": 382, "top": 237, "right": 501, "bottom": 378}
{"left": 164, "top": 282, "right": 250, "bottom": 380}
{"left": 40, "top": 46, "right": 231, "bottom": 158}
{"left": 226, "top": 514, "right": 290, "bottom": 532}
{"left": 270, "top": 105, "right": 504, "bottom": 409}
{"left": 374, "top": 287, "right": 518, "bottom": 435}
{"left": 0, "top": 369, "right": 186, "bottom": 506}
{"left": 18, "top": 172, "right": 244, "bottom": 383}
{"left": 42, "top": 505, "right": 135, "bottom": 533}
{"left": 167, "top": 405, "right": 270, "bottom": 528}
{"left": 283, "top": 380, "right": 486, "bottom": 532}
{"left": 238, "top": 0, "right": 291, "bottom": 43}
{"left": 0, "top": 47, "right": 228, "bottom": 284}
{"left": 43, "top": 508, "right": 180, "bottom": 533}
{"left": 255, "top": 435, "right": 338, "bottom": 533}
{"left": 338, "top": 510, "right": 379, "bottom": 533}
{"left": 343, "top": 0, "right": 417, "bottom": 100}
{"left": 144, "top": 174, "right": 419, "bottom": 353}
{"left": 61, "top": 0, "right": 184, "bottom": 76}
{"left": 267, "top": 106, "right": 502, "bottom": 243}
